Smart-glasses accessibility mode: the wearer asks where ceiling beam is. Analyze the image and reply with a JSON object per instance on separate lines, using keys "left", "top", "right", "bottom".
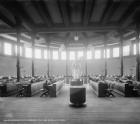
{"left": 0, "top": 24, "right": 135, "bottom": 34}
{"left": 36, "top": 25, "right": 120, "bottom": 33}
{"left": 58, "top": 0, "right": 70, "bottom": 26}
{"left": 100, "top": 0, "right": 112, "bottom": 23}
{"left": 31, "top": 0, "right": 53, "bottom": 27}
{"left": 0, "top": 33, "right": 32, "bottom": 43}
{"left": 83, "top": 0, "right": 94, "bottom": 26}
{"left": 0, "top": 4, "right": 16, "bottom": 27}
{"left": 119, "top": 1, "right": 140, "bottom": 28}
{"left": 0, "top": 1, "right": 34, "bottom": 31}
{"left": 0, "top": 11, "right": 15, "bottom": 27}
{"left": 101, "top": 1, "right": 120, "bottom": 24}
{"left": 14, "top": 1, "right": 34, "bottom": 31}
{"left": 110, "top": 1, "right": 133, "bottom": 22}
{"left": 123, "top": 7, "right": 140, "bottom": 28}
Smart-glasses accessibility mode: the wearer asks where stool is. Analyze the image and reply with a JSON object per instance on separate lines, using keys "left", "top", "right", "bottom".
{"left": 133, "top": 88, "right": 140, "bottom": 97}
{"left": 105, "top": 89, "right": 114, "bottom": 97}
{"left": 16, "top": 88, "right": 25, "bottom": 97}
{"left": 40, "top": 89, "right": 49, "bottom": 97}
{"left": 16, "top": 83, "right": 25, "bottom": 97}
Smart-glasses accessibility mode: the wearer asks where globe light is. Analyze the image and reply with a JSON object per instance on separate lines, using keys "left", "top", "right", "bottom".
{"left": 74, "top": 32, "right": 79, "bottom": 41}
{"left": 74, "top": 35, "right": 79, "bottom": 41}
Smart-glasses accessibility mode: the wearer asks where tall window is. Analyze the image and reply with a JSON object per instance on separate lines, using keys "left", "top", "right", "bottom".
{"left": 44, "top": 50, "right": 48, "bottom": 59}
{"left": 104, "top": 49, "right": 110, "bottom": 58}
{"left": 0, "top": 42, "right": 1, "bottom": 48}
{"left": 77, "top": 51, "right": 83, "bottom": 59}
{"left": 15, "top": 45, "right": 22, "bottom": 56}
{"left": 69, "top": 51, "right": 75, "bottom": 60}
{"left": 133, "top": 43, "right": 140, "bottom": 55}
{"left": 139, "top": 43, "right": 140, "bottom": 54}
{"left": 25, "top": 47, "right": 32, "bottom": 58}
{"left": 52, "top": 50, "right": 59, "bottom": 60}
{"left": 133, "top": 44, "right": 136, "bottom": 55}
{"left": 35, "top": 48, "right": 41, "bottom": 59}
{"left": 61, "top": 51, "right": 66, "bottom": 60}
{"left": 95, "top": 50, "right": 101, "bottom": 59}
{"left": 87, "top": 50, "right": 92, "bottom": 60}
{"left": 4, "top": 42, "right": 12, "bottom": 55}
{"left": 113, "top": 47, "right": 119, "bottom": 57}
{"left": 123, "top": 45, "right": 130, "bottom": 56}
{"left": 106, "top": 49, "right": 110, "bottom": 58}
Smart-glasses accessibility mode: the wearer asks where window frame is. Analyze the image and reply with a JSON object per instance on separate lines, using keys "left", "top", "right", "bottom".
{"left": 52, "top": 50, "right": 59, "bottom": 60}
{"left": 61, "top": 51, "right": 66, "bottom": 60}
{"left": 25, "top": 47, "right": 32, "bottom": 58}
{"left": 87, "top": 50, "right": 92, "bottom": 60}
{"left": 69, "top": 51, "right": 75, "bottom": 60}
{"left": 44, "top": 50, "right": 48, "bottom": 59}
{"left": 113, "top": 47, "right": 119, "bottom": 58}
{"left": 15, "top": 45, "right": 23, "bottom": 56}
{"left": 35, "top": 48, "right": 42, "bottom": 59}
{"left": 123, "top": 45, "right": 130, "bottom": 56}
{"left": 4, "top": 42, "right": 12, "bottom": 56}
{"left": 94, "top": 49, "right": 101, "bottom": 59}
{"left": 104, "top": 49, "right": 110, "bottom": 59}
{"left": 77, "top": 51, "right": 84, "bottom": 59}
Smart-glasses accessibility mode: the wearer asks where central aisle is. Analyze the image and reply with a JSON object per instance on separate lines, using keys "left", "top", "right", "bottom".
{"left": 0, "top": 84, "right": 140, "bottom": 124}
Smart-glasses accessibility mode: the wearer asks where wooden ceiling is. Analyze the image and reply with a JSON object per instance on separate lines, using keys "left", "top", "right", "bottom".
{"left": 0, "top": 0, "right": 140, "bottom": 47}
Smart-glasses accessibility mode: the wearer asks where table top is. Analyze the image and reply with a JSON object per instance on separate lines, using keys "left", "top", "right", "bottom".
{"left": 70, "top": 85, "right": 86, "bottom": 88}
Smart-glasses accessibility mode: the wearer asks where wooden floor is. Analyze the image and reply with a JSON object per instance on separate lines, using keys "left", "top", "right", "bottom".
{"left": 0, "top": 84, "right": 140, "bottom": 124}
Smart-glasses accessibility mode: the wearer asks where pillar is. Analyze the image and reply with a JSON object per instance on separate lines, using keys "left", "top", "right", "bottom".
{"left": 66, "top": 44, "right": 69, "bottom": 83}
{"left": 104, "top": 35, "right": 107, "bottom": 77}
{"left": 47, "top": 42, "right": 50, "bottom": 77}
{"left": 136, "top": 23, "right": 140, "bottom": 81}
{"left": 84, "top": 45, "right": 88, "bottom": 83}
{"left": 104, "top": 44, "right": 107, "bottom": 77}
{"left": 130, "top": 40, "right": 133, "bottom": 56}
{"left": 16, "top": 29, "right": 21, "bottom": 82}
{"left": 120, "top": 31, "right": 124, "bottom": 77}
{"left": 31, "top": 33, "right": 35, "bottom": 77}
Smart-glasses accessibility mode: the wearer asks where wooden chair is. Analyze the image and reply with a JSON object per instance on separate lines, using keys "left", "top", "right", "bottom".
{"left": 105, "top": 89, "right": 114, "bottom": 97}
{"left": 105, "top": 84, "right": 115, "bottom": 97}
{"left": 16, "top": 83, "right": 25, "bottom": 97}
{"left": 40, "top": 83, "right": 49, "bottom": 97}
{"left": 40, "top": 88, "right": 49, "bottom": 97}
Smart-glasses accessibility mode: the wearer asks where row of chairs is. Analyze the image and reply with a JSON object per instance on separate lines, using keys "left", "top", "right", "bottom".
{"left": 15, "top": 82, "right": 49, "bottom": 97}
{"left": 40, "top": 83, "right": 49, "bottom": 97}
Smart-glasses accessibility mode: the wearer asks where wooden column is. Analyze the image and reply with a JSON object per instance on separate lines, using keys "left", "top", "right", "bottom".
{"left": 47, "top": 43, "right": 50, "bottom": 77}
{"left": 110, "top": 47, "right": 113, "bottom": 58}
{"left": 104, "top": 35, "right": 107, "bottom": 77}
{"left": 66, "top": 46, "right": 68, "bottom": 77}
{"left": 0, "top": 42, "right": 4, "bottom": 55}
{"left": 16, "top": 29, "right": 21, "bottom": 82}
{"left": 31, "top": 33, "right": 35, "bottom": 77}
{"left": 130, "top": 40, "right": 133, "bottom": 56}
{"left": 85, "top": 46, "right": 88, "bottom": 83}
{"left": 136, "top": 23, "right": 140, "bottom": 81}
{"left": 22, "top": 45, "right": 25, "bottom": 57}
{"left": 66, "top": 44, "right": 69, "bottom": 83}
{"left": 120, "top": 31, "right": 124, "bottom": 77}
{"left": 84, "top": 44, "right": 88, "bottom": 83}
{"left": 104, "top": 45, "right": 107, "bottom": 77}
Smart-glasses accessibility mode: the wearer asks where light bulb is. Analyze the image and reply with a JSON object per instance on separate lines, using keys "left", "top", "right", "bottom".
{"left": 74, "top": 36, "right": 79, "bottom": 41}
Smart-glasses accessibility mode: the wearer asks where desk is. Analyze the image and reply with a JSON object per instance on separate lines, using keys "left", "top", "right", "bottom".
{"left": 23, "top": 84, "right": 31, "bottom": 97}
{"left": 0, "top": 84, "right": 6, "bottom": 97}
{"left": 70, "top": 86, "right": 86, "bottom": 105}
